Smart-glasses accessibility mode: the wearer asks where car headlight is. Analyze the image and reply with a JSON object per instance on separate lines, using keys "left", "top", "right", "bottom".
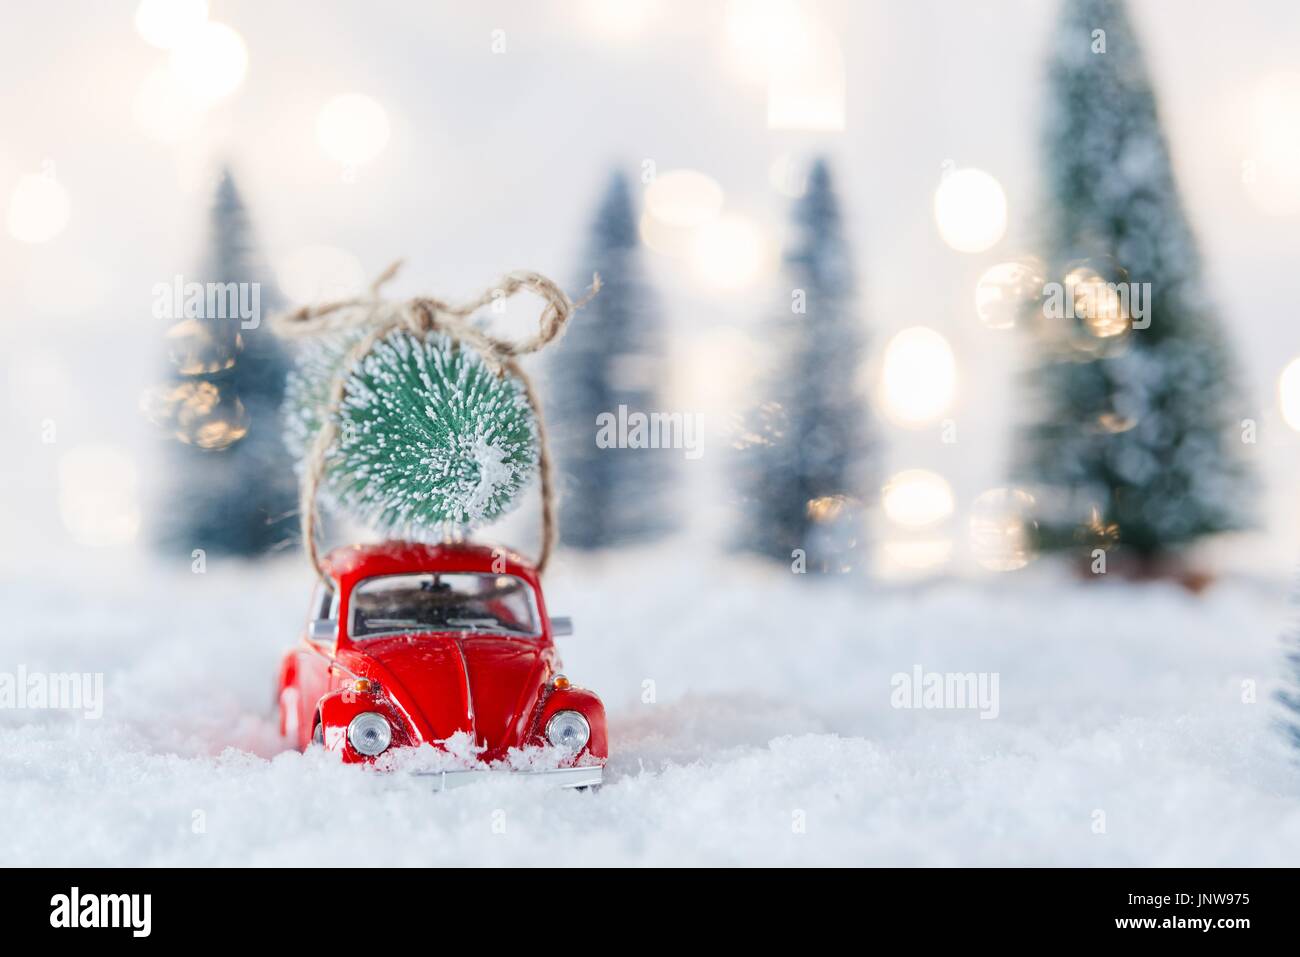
{"left": 347, "top": 712, "right": 392, "bottom": 756}
{"left": 545, "top": 710, "right": 591, "bottom": 752}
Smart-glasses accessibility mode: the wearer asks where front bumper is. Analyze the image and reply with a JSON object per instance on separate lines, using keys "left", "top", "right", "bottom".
{"left": 412, "top": 765, "right": 603, "bottom": 791}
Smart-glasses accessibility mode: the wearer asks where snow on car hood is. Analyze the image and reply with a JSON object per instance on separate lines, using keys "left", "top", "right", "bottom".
{"left": 343, "top": 633, "right": 549, "bottom": 757}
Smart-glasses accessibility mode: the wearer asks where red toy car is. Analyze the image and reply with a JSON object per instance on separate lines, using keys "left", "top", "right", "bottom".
{"left": 276, "top": 541, "right": 606, "bottom": 789}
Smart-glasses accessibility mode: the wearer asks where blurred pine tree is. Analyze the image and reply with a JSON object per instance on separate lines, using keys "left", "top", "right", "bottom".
{"left": 1018, "top": 0, "right": 1252, "bottom": 562}
{"left": 154, "top": 167, "right": 298, "bottom": 557}
{"left": 1278, "top": 628, "right": 1300, "bottom": 752}
{"left": 547, "top": 170, "right": 676, "bottom": 548}
{"left": 733, "top": 159, "right": 872, "bottom": 573}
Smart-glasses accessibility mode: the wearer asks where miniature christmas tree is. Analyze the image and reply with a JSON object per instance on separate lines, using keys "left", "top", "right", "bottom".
{"left": 733, "top": 158, "right": 871, "bottom": 572}
{"left": 1017, "top": 0, "right": 1252, "bottom": 564}
{"left": 1279, "top": 626, "right": 1300, "bottom": 753}
{"left": 154, "top": 167, "right": 298, "bottom": 557}
{"left": 284, "top": 329, "right": 538, "bottom": 536}
{"left": 546, "top": 171, "right": 676, "bottom": 548}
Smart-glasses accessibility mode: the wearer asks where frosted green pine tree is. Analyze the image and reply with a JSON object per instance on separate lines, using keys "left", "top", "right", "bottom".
{"left": 284, "top": 329, "right": 539, "bottom": 537}
{"left": 1017, "top": 0, "right": 1252, "bottom": 561}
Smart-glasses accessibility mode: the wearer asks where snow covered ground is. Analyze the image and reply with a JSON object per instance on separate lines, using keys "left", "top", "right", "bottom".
{"left": 2, "top": 545, "right": 1299, "bottom": 867}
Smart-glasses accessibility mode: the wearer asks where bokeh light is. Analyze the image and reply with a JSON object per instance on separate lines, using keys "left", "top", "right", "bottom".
{"left": 881, "top": 538, "right": 954, "bottom": 574}
{"left": 722, "top": 0, "right": 810, "bottom": 85}
{"left": 638, "top": 212, "right": 695, "bottom": 259}
{"left": 165, "top": 320, "right": 240, "bottom": 376}
{"left": 1244, "top": 71, "right": 1300, "bottom": 216}
{"left": 689, "top": 213, "right": 771, "bottom": 291}
{"left": 171, "top": 381, "right": 250, "bottom": 449}
{"left": 672, "top": 325, "right": 761, "bottom": 414}
{"left": 878, "top": 326, "right": 957, "bottom": 428}
{"left": 1096, "top": 411, "right": 1137, "bottom": 434}
{"left": 316, "top": 94, "right": 391, "bottom": 167}
{"left": 969, "top": 487, "right": 1038, "bottom": 571}
{"left": 7, "top": 173, "right": 71, "bottom": 244}
{"left": 576, "top": 0, "right": 653, "bottom": 39}
{"left": 934, "top": 167, "right": 1007, "bottom": 253}
{"left": 59, "top": 445, "right": 141, "bottom": 547}
{"left": 807, "top": 494, "right": 855, "bottom": 523}
{"left": 882, "top": 469, "right": 955, "bottom": 528}
{"left": 805, "top": 494, "right": 864, "bottom": 574}
{"left": 766, "top": 18, "right": 845, "bottom": 132}
{"left": 134, "top": 0, "right": 208, "bottom": 50}
{"left": 1079, "top": 504, "right": 1120, "bottom": 550}
{"left": 169, "top": 22, "right": 248, "bottom": 103}
{"left": 140, "top": 380, "right": 249, "bottom": 449}
{"left": 1065, "top": 262, "right": 1129, "bottom": 339}
{"left": 644, "top": 170, "right": 725, "bottom": 228}
{"left": 1278, "top": 357, "right": 1300, "bottom": 431}
{"left": 975, "top": 259, "right": 1044, "bottom": 330}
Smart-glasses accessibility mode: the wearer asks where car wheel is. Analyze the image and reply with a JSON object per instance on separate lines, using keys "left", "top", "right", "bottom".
{"left": 310, "top": 717, "right": 324, "bottom": 749}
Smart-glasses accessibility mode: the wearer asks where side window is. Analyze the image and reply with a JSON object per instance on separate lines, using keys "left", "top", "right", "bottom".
{"left": 316, "top": 584, "right": 337, "bottom": 620}
{"left": 307, "top": 582, "right": 338, "bottom": 645}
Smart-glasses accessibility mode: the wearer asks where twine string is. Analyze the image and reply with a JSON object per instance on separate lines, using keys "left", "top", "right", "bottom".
{"left": 271, "top": 261, "right": 599, "bottom": 581}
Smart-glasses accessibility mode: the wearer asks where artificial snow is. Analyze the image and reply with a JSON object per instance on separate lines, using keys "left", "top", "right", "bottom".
{"left": 1, "top": 547, "right": 1298, "bottom": 866}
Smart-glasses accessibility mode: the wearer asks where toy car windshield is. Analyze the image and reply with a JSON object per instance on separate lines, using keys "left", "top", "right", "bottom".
{"left": 349, "top": 572, "right": 540, "bottom": 639}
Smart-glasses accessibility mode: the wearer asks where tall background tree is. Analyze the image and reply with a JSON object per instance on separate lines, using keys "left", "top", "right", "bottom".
{"left": 733, "top": 158, "right": 871, "bottom": 572}
{"left": 1279, "top": 624, "right": 1300, "bottom": 753}
{"left": 547, "top": 170, "right": 675, "bottom": 548}
{"left": 1018, "top": 0, "right": 1251, "bottom": 564}
{"left": 154, "top": 166, "right": 298, "bottom": 557}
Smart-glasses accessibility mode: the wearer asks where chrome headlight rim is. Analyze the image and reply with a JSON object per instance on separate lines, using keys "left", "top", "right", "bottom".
{"left": 545, "top": 710, "right": 591, "bottom": 752}
{"left": 346, "top": 711, "right": 393, "bottom": 757}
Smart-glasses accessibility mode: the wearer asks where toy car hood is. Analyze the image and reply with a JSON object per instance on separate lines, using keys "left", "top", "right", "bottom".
{"left": 337, "top": 632, "right": 548, "bottom": 758}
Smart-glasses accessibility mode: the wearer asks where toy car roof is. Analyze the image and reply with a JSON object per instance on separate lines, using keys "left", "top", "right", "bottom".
{"left": 321, "top": 541, "right": 540, "bottom": 587}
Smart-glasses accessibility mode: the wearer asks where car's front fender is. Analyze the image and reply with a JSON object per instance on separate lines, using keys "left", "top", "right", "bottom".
{"left": 316, "top": 686, "right": 413, "bottom": 763}
{"left": 535, "top": 686, "right": 608, "bottom": 761}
